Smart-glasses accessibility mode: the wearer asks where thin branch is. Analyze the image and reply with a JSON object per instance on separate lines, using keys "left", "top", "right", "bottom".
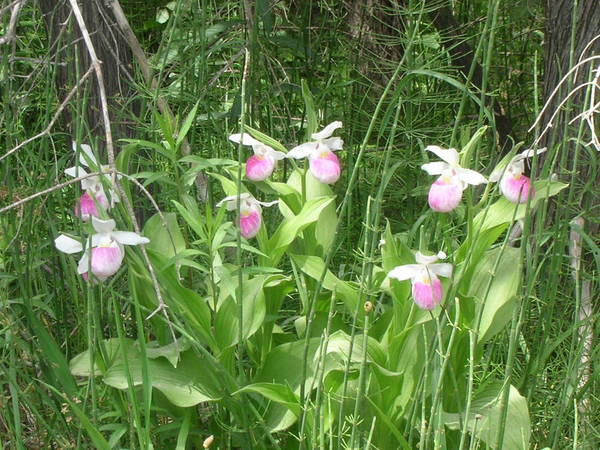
{"left": 0, "top": 64, "right": 94, "bottom": 163}
{"left": 0, "top": 0, "right": 25, "bottom": 46}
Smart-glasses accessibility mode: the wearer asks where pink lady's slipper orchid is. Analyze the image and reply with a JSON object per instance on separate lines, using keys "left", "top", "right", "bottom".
{"left": 217, "top": 193, "right": 278, "bottom": 239}
{"left": 421, "top": 146, "right": 488, "bottom": 212}
{"left": 54, "top": 217, "right": 149, "bottom": 281}
{"left": 65, "top": 142, "right": 119, "bottom": 221}
{"left": 287, "top": 121, "right": 343, "bottom": 184}
{"left": 229, "top": 133, "right": 286, "bottom": 181}
{"left": 388, "top": 251, "right": 453, "bottom": 310}
{"left": 489, "top": 147, "right": 547, "bottom": 203}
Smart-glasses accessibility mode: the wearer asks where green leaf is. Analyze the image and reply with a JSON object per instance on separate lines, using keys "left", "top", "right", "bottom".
{"left": 234, "top": 382, "right": 300, "bottom": 416}
{"left": 267, "top": 196, "right": 335, "bottom": 266}
{"left": 143, "top": 212, "right": 186, "bottom": 258}
{"left": 290, "top": 254, "right": 359, "bottom": 314}
{"left": 444, "top": 383, "right": 530, "bottom": 450}
{"left": 242, "top": 125, "right": 288, "bottom": 153}
{"left": 176, "top": 101, "right": 199, "bottom": 147}
{"left": 301, "top": 80, "right": 318, "bottom": 138}
{"left": 146, "top": 338, "right": 191, "bottom": 367}
{"left": 467, "top": 246, "right": 521, "bottom": 343}
{"left": 474, "top": 179, "right": 568, "bottom": 231}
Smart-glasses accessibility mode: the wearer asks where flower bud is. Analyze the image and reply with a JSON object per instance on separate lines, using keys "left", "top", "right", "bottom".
{"left": 364, "top": 301, "right": 374, "bottom": 314}
{"left": 203, "top": 435, "right": 214, "bottom": 448}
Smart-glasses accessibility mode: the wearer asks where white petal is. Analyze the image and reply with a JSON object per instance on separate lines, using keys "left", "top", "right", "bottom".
{"left": 91, "top": 232, "right": 111, "bottom": 247}
{"left": 73, "top": 142, "right": 97, "bottom": 168}
{"left": 55, "top": 235, "right": 83, "bottom": 254}
{"left": 112, "top": 231, "right": 150, "bottom": 246}
{"left": 518, "top": 147, "right": 547, "bottom": 160}
{"left": 287, "top": 142, "right": 317, "bottom": 159}
{"left": 311, "top": 121, "right": 342, "bottom": 140}
{"left": 217, "top": 193, "right": 252, "bottom": 211}
{"left": 415, "top": 251, "right": 445, "bottom": 265}
{"left": 64, "top": 166, "right": 88, "bottom": 178}
{"left": 489, "top": 166, "right": 505, "bottom": 183}
{"left": 229, "top": 133, "right": 261, "bottom": 147}
{"left": 388, "top": 264, "right": 423, "bottom": 281}
{"left": 428, "top": 263, "right": 453, "bottom": 279}
{"left": 77, "top": 251, "right": 90, "bottom": 274}
{"left": 421, "top": 161, "right": 448, "bottom": 176}
{"left": 81, "top": 176, "right": 100, "bottom": 191}
{"left": 91, "top": 216, "right": 116, "bottom": 234}
{"left": 455, "top": 168, "right": 488, "bottom": 186}
{"left": 322, "top": 137, "right": 343, "bottom": 151}
{"left": 266, "top": 148, "right": 287, "bottom": 160}
{"left": 255, "top": 199, "right": 278, "bottom": 208}
{"left": 425, "top": 145, "right": 459, "bottom": 167}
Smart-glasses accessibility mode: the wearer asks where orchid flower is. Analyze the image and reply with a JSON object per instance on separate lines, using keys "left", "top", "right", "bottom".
{"left": 216, "top": 193, "right": 278, "bottom": 239}
{"left": 55, "top": 217, "right": 149, "bottom": 281}
{"left": 65, "top": 142, "right": 119, "bottom": 221}
{"left": 229, "top": 133, "right": 286, "bottom": 181}
{"left": 287, "top": 121, "right": 343, "bottom": 184}
{"left": 388, "top": 251, "right": 453, "bottom": 310}
{"left": 490, "top": 147, "right": 547, "bottom": 203}
{"left": 421, "top": 145, "right": 488, "bottom": 212}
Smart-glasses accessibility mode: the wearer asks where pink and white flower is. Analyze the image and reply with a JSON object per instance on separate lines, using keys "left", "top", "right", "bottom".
{"left": 388, "top": 251, "right": 453, "bottom": 310}
{"left": 229, "top": 133, "right": 286, "bottom": 181}
{"left": 65, "top": 142, "right": 119, "bottom": 221}
{"left": 287, "top": 121, "right": 343, "bottom": 184}
{"left": 54, "top": 217, "right": 149, "bottom": 282}
{"left": 217, "top": 193, "right": 278, "bottom": 239}
{"left": 490, "top": 148, "right": 547, "bottom": 203}
{"left": 421, "top": 146, "right": 488, "bottom": 212}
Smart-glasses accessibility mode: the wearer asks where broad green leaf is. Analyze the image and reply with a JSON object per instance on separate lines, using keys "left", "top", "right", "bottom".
{"left": 146, "top": 338, "right": 191, "bottom": 367}
{"left": 210, "top": 172, "right": 247, "bottom": 197}
{"left": 474, "top": 179, "right": 568, "bottom": 231}
{"left": 290, "top": 254, "right": 359, "bottom": 314}
{"left": 234, "top": 382, "right": 300, "bottom": 415}
{"left": 444, "top": 383, "right": 530, "bottom": 450}
{"left": 143, "top": 212, "right": 186, "bottom": 258}
{"left": 70, "top": 338, "right": 135, "bottom": 377}
{"left": 104, "top": 350, "right": 222, "bottom": 408}
{"left": 242, "top": 125, "right": 288, "bottom": 153}
{"left": 267, "top": 196, "right": 335, "bottom": 266}
{"left": 467, "top": 246, "right": 521, "bottom": 343}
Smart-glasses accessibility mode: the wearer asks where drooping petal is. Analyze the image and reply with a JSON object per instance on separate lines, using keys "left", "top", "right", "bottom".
{"left": 91, "top": 216, "right": 116, "bottom": 234}
{"left": 428, "top": 263, "right": 453, "bottom": 279}
{"left": 77, "top": 250, "right": 90, "bottom": 274}
{"left": 217, "top": 193, "right": 252, "bottom": 211}
{"left": 455, "top": 167, "right": 488, "bottom": 186}
{"left": 65, "top": 165, "right": 88, "bottom": 178}
{"left": 415, "top": 251, "right": 446, "bottom": 265}
{"left": 255, "top": 199, "right": 279, "bottom": 208}
{"left": 388, "top": 264, "right": 423, "bottom": 281}
{"left": 246, "top": 154, "right": 276, "bottom": 181}
{"left": 311, "top": 121, "right": 342, "bottom": 140}
{"left": 321, "top": 137, "right": 343, "bottom": 151}
{"left": 412, "top": 277, "right": 443, "bottom": 310}
{"left": 112, "top": 231, "right": 150, "bottom": 246}
{"left": 500, "top": 173, "right": 534, "bottom": 203}
{"left": 55, "top": 235, "right": 83, "bottom": 254}
{"left": 239, "top": 209, "right": 262, "bottom": 239}
{"left": 425, "top": 145, "right": 459, "bottom": 167}
{"left": 428, "top": 176, "right": 464, "bottom": 213}
{"left": 229, "top": 133, "right": 262, "bottom": 147}
{"left": 72, "top": 142, "right": 97, "bottom": 168}
{"left": 90, "top": 243, "right": 124, "bottom": 278}
{"left": 287, "top": 142, "right": 317, "bottom": 159}
{"left": 515, "top": 147, "right": 547, "bottom": 161}
{"left": 309, "top": 150, "right": 341, "bottom": 184}
{"left": 421, "top": 161, "right": 448, "bottom": 176}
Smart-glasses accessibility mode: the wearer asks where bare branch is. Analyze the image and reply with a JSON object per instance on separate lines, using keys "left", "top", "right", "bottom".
{"left": 0, "top": 0, "right": 25, "bottom": 46}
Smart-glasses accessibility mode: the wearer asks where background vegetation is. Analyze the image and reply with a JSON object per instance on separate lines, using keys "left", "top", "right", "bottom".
{"left": 1, "top": 0, "right": 598, "bottom": 448}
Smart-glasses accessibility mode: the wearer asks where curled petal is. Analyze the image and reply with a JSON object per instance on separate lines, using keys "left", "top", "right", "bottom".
{"left": 287, "top": 142, "right": 316, "bottom": 159}
{"left": 90, "top": 243, "right": 124, "bottom": 278}
{"left": 321, "top": 137, "right": 343, "bottom": 151}
{"left": 72, "top": 142, "right": 97, "bottom": 168}
{"left": 255, "top": 199, "right": 279, "bottom": 208}
{"left": 309, "top": 150, "right": 341, "bottom": 184}
{"left": 55, "top": 235, "right": 83, "bottom": 254}
{"left": 239, "top": 209, "right": 261, "bottom": 239}
{"left": 246, "top": 155, "right": 276, "bottom": 181}
{"left": 217, "top": 193, "right": 252, "bottom": 210}
{"left": 65, "top": 165, "right": 88, "bottom": 179}
{"left": 388, "top": 264, "right": 423, "bottom": 281}
{"left": 500, "top": 174, "right": 534, "bottom": 203}
{"left": 412, "top": 278, "right": 443, "bottom": 310}
{"left": 415, "top": 251, "right": 445, "bottom": 265}
{"left": 425, "top": 145, "right": 459, "bottom": 167}
{"left": 514, "top": 147, "right": 547, "bottom": 161}
{"left": 311, "top": 121, "right": 342, "bottom": 140}
{"left": 92, "top": 216, "right": 116, "bottom": 234}
{"left": 265, "top": 148, "right": 287, "bottom": 160}
{"left": 455, "top": 167, "right": 488, "bottom": 186}
{"left": 428, "top": 176, "right": 463, "bottom": 213}
{"left": 421, "top": 161, "right": 448, "bottom": 176}
{"left": 229, "top": 133, "right": 262, "bottom": 147}
{"left": 111, "top": 231, "right": 150, "bottom": 246}
{"left": 428, "top": 263, "right": 453, "bottom": 279}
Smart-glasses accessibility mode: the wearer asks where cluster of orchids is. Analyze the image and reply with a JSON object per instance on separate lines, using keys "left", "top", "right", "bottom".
{"left": 54, "top": 143, "right": 149, "bottom": 282}
{"left": 219, "top": 122, "right": 343, "bottom": 239}
{"left": 388, "top": 145, "right": 546, "bottom": 311}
